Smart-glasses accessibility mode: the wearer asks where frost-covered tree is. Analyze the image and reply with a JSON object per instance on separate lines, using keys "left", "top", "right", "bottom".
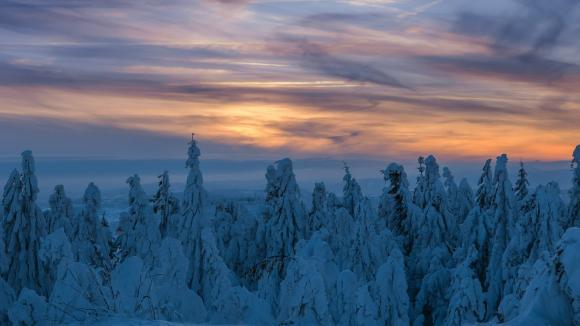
{"left": 213, "top": 200, "right": 259, "bottom": 278}
{"left": 443, "top": 167, "right": 461, "bottom": 222}
{"left": 152, "top": 171, "right": 180, "bottom": 238}
{"left": 379, "top": 163, "right": 416, "bottom": 253}
{"left": 116, "top": 175, "right": 161, "bottom": 266}
{"left": 514, "top": 161, "right": 530, "bottom": 202}
{"left": 413, "top": 156, "right": 427, "bottom": 209}
{"left": 413, "top": 248, "right": 451, "bottom": 326}
{"left": 182, "top": 137, "right": 206, "bottom": 220}
{"left": 475, "top": 159, "right": 494, "bottom": 210}
{"left": 278, "top": 256, "right": 332, "bottom": 325}
{"left": 307, "top": 182, "right": 328, "bottom": 238}
{"left": 507, "top": 227, "right": 580, "bottom": 325}
{"left": 486, "top": 154, "right": 516, "bottom": 319}
{"left": 445, "top": 247, "right": 485, "bottom": 326}
{"left": 262, "top": 158, "right": 306, "bottom": 259}
{"left": 45, "top": 185, "right": 74, "bottom": 236}
{"left": 373, "top": 249, "right": 410, "bottom": 326}
{"left": 569, "top": 145, "right": 580, "bottom": 228}
{"left": 70, "top": 183, "right": 113, "bottom": 272}
{"left": 342, "top": 163, "right": 363, "bottom": 218}
{"left": 457, "top": 178, "right": 474, "bottom": 224}
{"left": 2, "top": 151, "right": 48, "bottom": 296}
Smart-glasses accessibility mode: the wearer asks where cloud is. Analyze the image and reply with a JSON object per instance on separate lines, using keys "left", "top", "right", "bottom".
{"left": 295, "top": 41, "right": 411, "bottom": 89}
{"left": 453, "top": 0, "right": 580, "bottom": 56}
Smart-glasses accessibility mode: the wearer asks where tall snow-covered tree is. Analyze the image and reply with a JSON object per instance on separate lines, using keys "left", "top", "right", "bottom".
{"left": 46, "top": 185, "right": 74, "bottom": 236}
{"left": 443, "top": 167, "right": 461, "bottom": 221}
{"left": 413, "top": 156, "right": 427, "bottom": 209}
{"left": 152, "top": 171, "right": 179, "bottom": 238}
{"left": 413, "top": 248, "right": 452, "bottom": 326}
{"left": 457, "top": 178, "right": 474, "bottom": 224}
{"left": 342, "top": 163, "right": 363, "bottom": 218}
{"left": 569, "top": 145, "right": 580, "bottom": 227}
{"left": 2, "top": 151, "right": 48, "bottom": 296}
{"left": 379, "top": 163, "right": 417, "bottom": 253}
{"left": 514, "top": 161, "right": 530, "bottom": 202}
{"left": 307, "top": 182, "right": 328, "bottom": 238}
{"left": 213, "top": 200, "right": 260, "bottom": 279}
{"left": 373, "top": 248, "right": 410, "bottom": 326}
{"left": 70, "top": 183, "right": 113, "bottom": 272}
{"left": 475, "top": 159, "right": 493, "bottom": 210}
{"left": 262, "top": 158, "right": 306, "bottom": 259}
{"left": 116, "top": 174, "right": 161, "bottom": 266}
{"left": 444, "top": 246, "right": 485, "bottom": 326}
{"left": 486, "top": 153, "right": 516, "bottom": 319}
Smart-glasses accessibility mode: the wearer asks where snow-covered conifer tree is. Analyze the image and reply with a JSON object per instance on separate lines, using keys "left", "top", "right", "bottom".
{"left": 379, "top": 163, "right": 416, "bottom": 252}
{"left": 2, "top": 151, "right": 48, "bottom": 296}
{"left": 262, "top": 158, "right": 306, "bottom": 258}
{"left": 373, "top": 248, "right": 410, "bottom": 326}
{"left": 342, "top": 163, "right": 363, "bottom": 218}
{"left": 514, "top": 162, "right": 530, "bottom": 202}
{"left": 213, "top": 200, "right": 259, "bottom": 278}
{"left": 476, "top": 159, "right": 493, "bottom": 210}
{"left": 443, "top": 167, "right": 461, "bottom": 221}
{"left": 445, "top": 246, "right": 484, "bottom": 326}
{"left": 70, "top": 183, "right": 113, "bottom": 272}
{"left": 151, "top": 171, "right": 179, "bottom": 238}
{"left": 414, "top": 249, "right": 452, "bottom": 326}
{"left": 116, "top": 175, "right": 160, "bottom": 266}
{"left": 152, "top": 171, "right": 179, "bottom": 238}
{"left": 486, "top": 154, "right": 516, "bottom": 319}
{"left": 46, "top": 185, "right": 74, "bottom": 236}
{"left": 569, "top": 145, "right": 580, "bottom": 227}
{"left": 307, "top": 182, "right": 328, "bottom": 238}
{"left": 413, "top": 156, "right": 427, "bottom": 209}
{"left": 456, "top": 178, "right": 474, "bottom": 225}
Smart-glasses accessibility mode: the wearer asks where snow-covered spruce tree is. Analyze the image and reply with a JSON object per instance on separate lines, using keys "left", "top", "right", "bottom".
{"left": 569, "top": 145, "right": 580, "bottom": 228}
{"left": 193, "top": 227, "right": 272, "bottom": 324}
{"left": 409, "top": 155, "right": 453, "bottom": 299}
{"left": 349, "top": 196, "right": 399, "bottom": 284}
{"left": 116, "top": 174, "right": 161, "bottom": 266}
{"left": 413, "top": 156, "right": 427, "bottom": 209}
{"left": 443, "top": 167, "right": 461, "bottom": 224}
{"left": 476, "top": 159, "right": 494, "bottom": 210}
{"left": 213, "top": 199, "right": 260, "bottom": 279}
{"left": 379, "top": 163, "right": 416, "bottom": 253}
{"left": 486, "top": 153, "right": 516, "bottom": 320}
{"left": 278, "top": 261, "right": 331, "bottom": 325}
{"left": 0, "top": 223, "right": 15, "bottom": 324}
{"left": 152, "top": 170, "right": 180, "bottom": 238}
{"left": 307, "top": 182, "right": 328, "bottom": 238}
{"left": 413, "top": 248, "right": 452, "bottom": 326}
{"left": 45, "top": 185, "right": 74, "bottom": 236}
{"left": 514, "top": 161, "right": 529, "bottom": 203}
{"left": 2, "top": 151, "right": 48, "bottom": 296}
{"left": 506, "top": 227, "right": 580, "bottom": 325}
{"left": 342, "top": 163, "right": 363, "bottom": 218}
{"left": 457, "top": 178, "right": 474, "bottom": 225}
{"left": 262, "top": 158, "right": 306, "bottom": 259}
{"left": 459, "top": 159, "right": 494, "bottom": 285}
{"left": 256, "top": 158, "right": 306, "bottom": 314}
{"left": 444, "top": 246, "right": 485, "bottom": 326}
{"left": 70, "top": 183, "right": 113, "bottom": 272}
{"left": 327, "top": 193, "right": 355, "bottom": 271}
{"left": 180, "top": 137, "right": 207, "bottom": 234}
{"left": 373, "top": 248, "right": 410, "bottom": 326}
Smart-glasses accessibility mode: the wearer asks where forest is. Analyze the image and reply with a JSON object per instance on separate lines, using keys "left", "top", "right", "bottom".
{"left": 0, "top": 140, "right": 579, "bottom": 325}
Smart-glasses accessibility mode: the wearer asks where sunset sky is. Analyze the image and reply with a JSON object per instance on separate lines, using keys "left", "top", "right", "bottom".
{"left": 0, "top": 0, "right": 579, "bottom": 161}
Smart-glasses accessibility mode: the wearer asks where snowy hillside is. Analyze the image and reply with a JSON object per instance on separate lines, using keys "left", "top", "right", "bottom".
{"left": 0, "top": 140, "right": 579, "bottom": 325}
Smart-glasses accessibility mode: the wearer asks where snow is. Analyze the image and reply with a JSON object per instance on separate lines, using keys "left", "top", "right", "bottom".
{"left": 0, "top": 142, "right": 579, "bottom": 325}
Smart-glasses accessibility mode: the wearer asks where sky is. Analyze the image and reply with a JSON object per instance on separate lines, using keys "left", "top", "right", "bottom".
{"left": 0, "top": 0, "right": 579, "bottom": 162}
